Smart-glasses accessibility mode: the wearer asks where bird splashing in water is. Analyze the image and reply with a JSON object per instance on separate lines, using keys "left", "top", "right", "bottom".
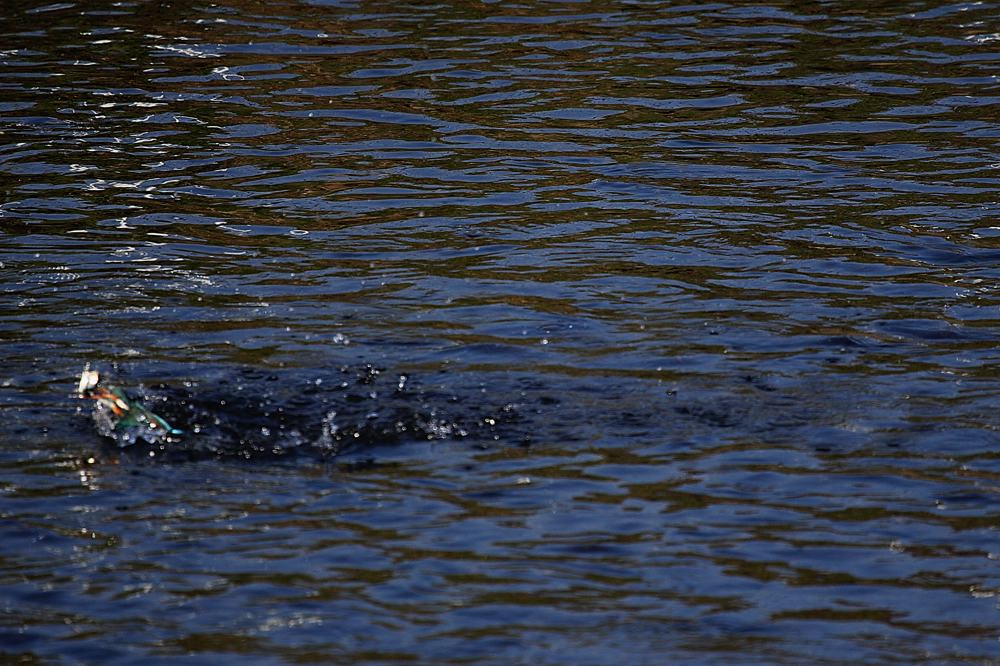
{"left": 76, "top": 364, "right": 183, "bottom": 447}
{"left": 75, "top": 364, "right": 521, "bottom": 460}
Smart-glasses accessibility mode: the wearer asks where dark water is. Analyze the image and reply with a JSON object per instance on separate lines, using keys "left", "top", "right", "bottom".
{"left": 3, "top": 0, "right": 1000, "bottom": 662}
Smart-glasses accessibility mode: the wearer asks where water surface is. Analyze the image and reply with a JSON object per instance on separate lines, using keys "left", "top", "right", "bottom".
{"left": 2, "top": 0, "right": 999, "bottom": 663}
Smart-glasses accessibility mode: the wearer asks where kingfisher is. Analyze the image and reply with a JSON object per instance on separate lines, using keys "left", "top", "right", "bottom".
{"left": 77, "top": 365, "right": 182, "bottom": 444}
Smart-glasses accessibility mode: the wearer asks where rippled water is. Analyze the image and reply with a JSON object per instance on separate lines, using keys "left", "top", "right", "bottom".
{"left": 2, "top": 0, "right": 1000, "bottom": 662}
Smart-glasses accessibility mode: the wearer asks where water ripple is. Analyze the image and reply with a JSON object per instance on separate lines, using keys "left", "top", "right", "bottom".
{"left": 2, "top": 0, "right": 1000, "bottom": 663}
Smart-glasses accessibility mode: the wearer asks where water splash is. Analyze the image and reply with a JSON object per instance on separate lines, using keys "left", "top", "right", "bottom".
{"left": 78, "top": 365, "right": 518, "bottom": 461}
{"left": 77, "top": 364, "right": 184, "bottom": 448}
